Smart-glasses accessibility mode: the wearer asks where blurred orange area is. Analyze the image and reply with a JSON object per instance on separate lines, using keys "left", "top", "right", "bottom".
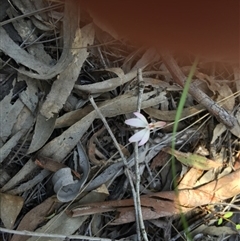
{"left": 80, "top": 0, "right": 239, "bottom": 64}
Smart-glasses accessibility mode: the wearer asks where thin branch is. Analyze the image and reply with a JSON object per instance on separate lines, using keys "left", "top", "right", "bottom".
{"left": 0, "top": 227, "right": 113, "bottom": 241}
{"left": 88, "top": 95, "right": 139, "bottom": 224}
{"left": 162, "top": 52, "right": 238, "bottom": 129}
{"left": 135, "top": 68, "right": 149, "bottom": 241}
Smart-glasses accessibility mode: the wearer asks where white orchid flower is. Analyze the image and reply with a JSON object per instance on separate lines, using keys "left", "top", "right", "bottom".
{"left": 125, "top": 112, "right": 166, "bottom": 146}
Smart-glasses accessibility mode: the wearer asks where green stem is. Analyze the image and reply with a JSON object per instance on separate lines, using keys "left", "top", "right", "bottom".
{"left": 171, "top": 57, "right": 199, "bottom": 239}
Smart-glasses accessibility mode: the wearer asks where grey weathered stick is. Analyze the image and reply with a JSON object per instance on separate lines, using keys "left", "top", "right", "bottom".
{"left": 135, "top": 69, "right": 148, "bottom": 241}
{"left": 162, "top": 53, "right": 237, "bottom": 129}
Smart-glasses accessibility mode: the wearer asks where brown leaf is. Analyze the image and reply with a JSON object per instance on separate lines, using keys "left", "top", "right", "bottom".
{"left": 69, "top": 168, "right": 240, "bottom": 224}
{"left": 88, "top": 127, "right": 107, "bottom": 166}
{"left": 163, "top": 147, "right": 223, "bottom": 170}
{"left": 11, "top": 196, "right": 59, "bottom": 241}
{"left": 178, "top": 168, "right": 204, "bottom": 189}
{"left": 0, "top": 193, "right": 24, "bottom": 229}
{"left": 151, "top": 151, "right": 170, "bottom": 169}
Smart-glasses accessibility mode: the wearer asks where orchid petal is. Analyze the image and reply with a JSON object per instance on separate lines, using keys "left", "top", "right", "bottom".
{"left": 133, "top": 112, "right": 148, "bottom": 125}
{"left": 153, "top": 121, "right": 167, "bottom": 128}
{"left": 125, "top": 118, "right": 146, "bottom": 127}
{"left": 138, "top": 128, "right": 150, "bottom": 146}
{"left": 148, "top": 121, "right": 167, "bottom": 129}
{"left": 129, "top": 129, "right": 148, "bottom": 143}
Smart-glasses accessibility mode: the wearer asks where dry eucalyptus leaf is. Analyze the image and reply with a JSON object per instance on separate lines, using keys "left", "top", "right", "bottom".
{"left": 0, "top": 158, "right": 51, "bottom": 193}
{"left": 216, "top": 83, "right": 235, "bottom": 111}
{"left": 211, "top": 123, "right": 227, "bottom": 144}
{"left": 12, "top": 106, "right": 34, "bottom": 135}
{"left": 11, "top": 196, "right": 59, "bottom": 241}
{"left": 0, "top": 169, "right": 10, "bottom": 186}
{"left": 18, "top": 76, "right": 39, "bottom": 113}
{"left": 69, "top": 168, "right": 240, "bottom": 224}
{"left": 131, "top": 48, "right": 160, "bottom": 71}
{"left": 1, "top": 77, "right": 38, "bottom": 145}
{"left": 0, "top": 27, "right": 52, "bottom": 75}
{"left": 40, "top": 24, "right": 95, "bottom": 119}
{"left": 84, "top": 147, "right": 148, "bottom": 192}
{"left": 13, "top": 0, "right": 80, "bottom": 80}
{"left": 3, "top": 91, "right": 166, "bottom": 194}
{"left": 0, "top": 84, "right": 24, "bottom": 142}
{"left": 27, "top": 186, "right": 108, "bottom": 241}
{"left": 75, "top": 49, "right": 159, "bottom": 94}
{"left": 11, "top": 15, "right": 53, "bottom": 65}
{"left": 27, "top": 113, "right": 57, "bottom": 154}
{"left": 194, "top": 169, "right": 217, "bottom": 186}
{"left": 144, "top": 103, "right": 204, "bottom": 122}
{"left": 0, "top": 193, "right": 24, "bottom": 229}
{"left": 210, "top": 109, "right": 240, "bottom": 140}
{"left": 40, "top": 91, "right": 166, "bottom": 160}
{"left": 52, "top": 167, "right": 80, "bottom": 202}
{"left": 0, "top": 129, "right": 26, "bottom": 163}
{"left": 55, "top": 105, "right": 94, "bottom": 128}
{"left": 0, "top": 101, "right": 37, "bottom": 161}
{"left": 200, "top": 226, "right": 238, "bottom": 237}
{"left": 104, "top": 67, "right": 125, "bottom": 78}
{"left": 178, "top": 168, "right": 204, "bottom": 189}
{"left": 11, "top": 78, "right": 38, "bottom": 136}
{"left": 75, "top": 70, "right": 137, "bottom": 94}
{"left": 163, "top": 148, "right": 223, "bottom": 170}
{"left": 234, "top": 67, "right": 240, "bottom": 102}
{"left": 229, "top": 109, "right": 240, "bottom": 138}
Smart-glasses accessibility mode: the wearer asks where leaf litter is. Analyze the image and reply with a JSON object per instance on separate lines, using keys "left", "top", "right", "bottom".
{"left": 0, "top": 1, "right": 240, "bottom": 241}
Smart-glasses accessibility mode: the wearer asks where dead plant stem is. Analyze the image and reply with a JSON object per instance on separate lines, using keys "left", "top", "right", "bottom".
{"left": 134, "top": 68, "right": 149, "bottom": 241}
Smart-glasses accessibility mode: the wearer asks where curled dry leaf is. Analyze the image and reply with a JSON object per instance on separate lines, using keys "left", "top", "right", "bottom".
{"left": 52, "top": 142, "right": 90, "bottom": 202}
{"left": 88, "top": 127, "right": 108, "bottom": 166}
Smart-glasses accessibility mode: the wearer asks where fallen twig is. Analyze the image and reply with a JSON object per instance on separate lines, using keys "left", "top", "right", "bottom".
{"left": 0, "top": 227, "right": 113, "bottom": 241}
{"left": 134, "top": 69, "right": 148, "bottom": 241}
{"left": 162, "top": 53, "right": 238, "bottom": 129}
